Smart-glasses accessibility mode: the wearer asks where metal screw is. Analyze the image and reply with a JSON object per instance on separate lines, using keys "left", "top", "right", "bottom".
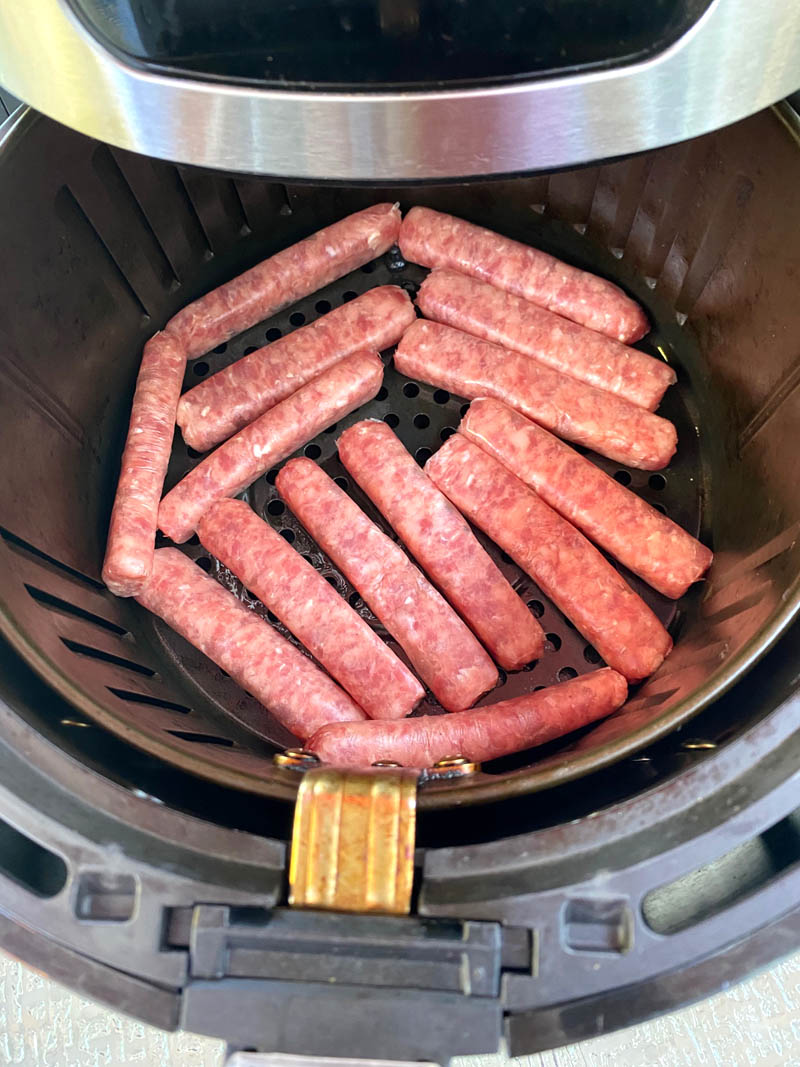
{"left": 681, "top": 739, "right": 717, "bottom": 751}
{"left": 273, "top": 748, "right": 320, "bottom": 768}
{"left": 430, "top": 755, "right": 480, "bottom": 776}
{"left": 372, "top": 760, "right": 403, "bottom": 768}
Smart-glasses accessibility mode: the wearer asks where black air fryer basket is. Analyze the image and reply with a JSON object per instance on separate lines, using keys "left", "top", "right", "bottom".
{"left": 1, "top": 101, "right": 800, "bottom": 1059}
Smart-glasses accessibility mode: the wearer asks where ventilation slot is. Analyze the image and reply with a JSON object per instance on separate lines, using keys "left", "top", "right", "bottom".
{"left": 1, "top": 527, "right": 103, "bottom": 589}
{"left": 643, "top": 807, "right": 800, "bottom": 935}
{"left": 25, "top": 584, "right": 127, "bottom": 635}
{"left": 61, "top": 638, "right": 155, "bottom": 677}
{"left": 108, "top": 687, "right": 191, "bottom": 714}
{"left": 0, "top": 817, "right": 67, "bottom": 898}
{"left": 166, "top": 730, "right": 235, "bottom": 747}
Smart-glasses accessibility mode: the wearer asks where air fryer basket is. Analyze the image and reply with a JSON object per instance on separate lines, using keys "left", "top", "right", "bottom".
{"left": 1, "top": 103, "right": 800, "bottom": 812}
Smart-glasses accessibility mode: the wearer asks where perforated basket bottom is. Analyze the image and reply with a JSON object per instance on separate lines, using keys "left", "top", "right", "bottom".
{"left": 153, "top": 245, "right": 705, "bottom": 764}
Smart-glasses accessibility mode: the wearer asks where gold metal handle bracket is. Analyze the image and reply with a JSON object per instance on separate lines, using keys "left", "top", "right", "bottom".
{"left": 288, "top": 766, "right": 418, "bottom": 915}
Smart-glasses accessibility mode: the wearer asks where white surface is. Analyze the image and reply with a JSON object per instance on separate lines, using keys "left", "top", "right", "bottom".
{"left": 1, "top": 950, "right": 799, "bottom": 1066}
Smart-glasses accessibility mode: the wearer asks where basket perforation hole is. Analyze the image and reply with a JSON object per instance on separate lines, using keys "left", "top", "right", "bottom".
{"left": 433, "top": 389, "right": 450, "bottom": 405}
{"left": 403, "top": 383, "right": 420, "bottom": 398}
{"left": 334, "top": 476, "right": 349, "bottom": 490}
{"left": 649, "top": 474, "right": 667, "bottom": 491}
{"left": 325, "top": 575, "right": 338, "bottom": 588}
{"left": 414, "top": 413, "right": 430, "bottom": 430}
{"left": 440, "top": 427, "right": 456, "bottom": 442}
{"left": 528, "top": 599, "right": 544, "bottom": 618}
{"left": 212, "top": 343, "right": 227, "bottom": 354}
{"left": 314, "top": 300, "right": 331, "bottom": 314}
{"left": 187, "top": 446, "right": 203, "bottom": 459}
{"left": 266, "top": 468, "right": 279, "bottom": 485}
{"left": 348, "top": 592, "right": 362, "bottom": 608}
{"left": 545, "top": 632, "right": 562, "bottom": 652}
{"left": 324, "top": 423, "right": 338, "bottom": 434}
{"left": 267, "top": 610, "right": 279, "bottom": 624}
{"left": 166, "top": 730, "right": 235, "bottom": 747}
{"left": 196, "top": 556, "right": 212, "bottom": 573}
{"left": 654, "top": 503, "right": 668, "bottom": 514}
{"left": 342, "top": 290, "right": 358, "bottom": 303}
{"left": 584, "top": 645, "right": 602, "bottom": 664}
{"left": 267, "top": 500, "right": 285, "bottom": 517}
{"left": 280, "top": 529, "right": 295, "bottom": 543}
{"left": 557, "top": 666, "right": 578, "bottom": 682}
{"left": 304, "top": 444, "right": 322, "bottom": 460}
{"left": 192, "top": 361, "right": 209, "bottom": 377}
{"left": 460, "top": 403, "right": 470, "bottom": 417}
{"left": 289, "top": 312, "right": 306, "bottom": 326}
{"left": 614, "top": 470, "right": 632, "bottom": 486}
{"left": 416, "top": 447, "right": 432, "bottom": 466}
{"left": 243, "top": 346, "right": 259, "bottom": 356}
{"left": 377, "top": 387, "right": 388, "bottom": 401}
{"left": 266, "top": 327, "right": 282, "bottom": 342}
{"left": 361, "top": 262, "right": 375, "bottom": 274}
{"left": 384, "top": 413, "right": 400, "bottom": 429}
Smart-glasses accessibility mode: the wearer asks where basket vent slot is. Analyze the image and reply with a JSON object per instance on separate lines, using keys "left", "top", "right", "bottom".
{"left": 167, "top": 730, "right": 235, "bottom": 747}
{"left": 25, "top": 584, "right": 127, "bottom": 636}
{"left": 0, "top": 817, "right": 67, "bottom": 898}
{"left": 107, "top": 687, "right": 191, "bottom": 714}
{"left": 0, "top": 527, "right": 103, "bottom": 590}
{"left": 60, "top": 638, "right": 155, "bottom": 677}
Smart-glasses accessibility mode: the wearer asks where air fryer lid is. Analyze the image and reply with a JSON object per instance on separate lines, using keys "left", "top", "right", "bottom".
{"left": 2, "top": 104, "right": 800, "bottom": 812}
{"left": 0, "top": 0, "right": 799, "bottom": 177}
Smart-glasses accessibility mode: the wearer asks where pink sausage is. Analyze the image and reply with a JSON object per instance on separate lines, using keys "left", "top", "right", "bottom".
{"left": 178, "top": 286, "right": 416, "bottom": 453}
{"left": 308, "top": 668, "right": 627, "bottom": 768}
{"left": 426, "top": 435, "right": 672, "bottom": 682}
{"left": 276, "top": 458, "right": 498, "bottom": 712}
{"left": 417, "top": 269, "right": 674, "bottom": 411}
{"left": 461, "top": 399, "right": 713, "bottom": 599}
{"left": 102, "top": 332, "right": 186, "bottom": 596}
{"left": 136, "top": 548, "right": 365, "bottom": 738}
{"left": 198, "top": 499, "right": 423, "bottom": 720}
{"left": 166, "top": 203, "right": 401, "bottom": 360}
{"left": 337, "top": 419, "right": 544, "bottom": 670}
{"left": 159, "top": 351, "right": 383, "bottom": 543}
{"left": 399, "top": 206, "right": 648, "bottom": 342}
{"left": 394, "top": 320, "right": 676, "bottom": 471}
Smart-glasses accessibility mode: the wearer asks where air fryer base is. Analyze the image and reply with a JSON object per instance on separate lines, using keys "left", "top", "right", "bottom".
{"left": 2, "top": 617, "right": 800, "bottom": 1059}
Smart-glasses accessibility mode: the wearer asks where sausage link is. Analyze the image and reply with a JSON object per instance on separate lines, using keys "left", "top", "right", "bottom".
{"left": 394, "top": 320, "right": 676, "bottom": 470}
{"left": 399, "top": 206, "right": 648, "bottom": 342}
{"left": 426, "top": 435, "right": 672, "bottom": 682}
{"left": 308, "top": 668, "right": 627, "bottom": 767}
{"left": 198, "top": 499, "right": 423, "bottom": 719}
{"left": 337, "top": 419, "right": 543, "bottom": 669}
{"left": 136, "top": 548, "right": 365, "bottom": 738}
{"left": 417, "top": 268, "right": 674, "bottom": 411}
{"left": 462, "top": 399, "right": 712, "bottom": 599}
{"left": 178, "top": 286, "right": 415, "bottom": 453}
{"left": 276, "top": 458, "right": 498, "bottom": 712}
{"left": 102, "top": 332, "right": 186, "bottom": 596}
{"left": 167, "top": 203, "right": 401, "bottom": 359}
{"left": 159, "top": 351, "right": 383, "bottom": 543}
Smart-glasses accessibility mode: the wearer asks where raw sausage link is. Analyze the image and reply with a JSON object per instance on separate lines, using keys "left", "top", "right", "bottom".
{"left": 276, "top": 458, "right": 498, "bottom": 712}
{"left": 102, "top": 332, "right": 186, "bottom": 596}
{"left": 198, "top": 499, "right": 424, "bottom": 720}
{"left": 166, "top": 203, "right": 401, "bottom": 360}
{"left": 394, "top": 320, "right": 676, "bottom": 471}
{"left": 178, "top": 286, "right": 415, "bottom": 452}
{"left": 136, "top": 548, "right": 365, "bottom": 738}
{"left": 399, "top": 206, "right": 648, "bottom": 342}
{"left": 337, "top": 419, "right": 544, "bottom": 669}
{"left": 462, "top": 399, "right": 713, "bottom": 599}
{"left": 159, "top": 351, "right": 383, "bottom": 543}
{"left": 417, "top": 268, "right": 674, "bottom": 411}
{"left": 308, "top": 668, "right": 627, "bottom": 767}
{"left": 426, "top": 435, "right": 672, "bottom": 682}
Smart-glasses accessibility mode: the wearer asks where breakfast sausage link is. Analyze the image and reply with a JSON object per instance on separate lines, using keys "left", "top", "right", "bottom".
{"left": 308, "top": 668, "right": 628, "bottom": 767}
{"left": 417, "top": 268, "right": 674, "bottom": 411}
{"left": 178, "top": 285, "right": 415, "bottom": 453}
{"left": 158, "top": 350, "right": 383, "bottom": 543}
{"left": 166, "top": 202, "right": 401, "bottom": 360}
{"left": 137, "top": 548, "right": 365, "bottom": 738}
{"left": 461, "top": 398, "right": 712, "bottom": 599}
{"left": 337, "top": 419, "right": 544, "bottom": 669}
{"left": 426, "top": 434, "right": 672, "bottom": 682}
{"left": 276, "top": 458, "right": 498, "bottom": 712}
{"left": 399, "top": 205, "right": 648, "bottom": 342}
{"left": 394, "top": 319, "right": 676, "bottom": 471}
{"left": 198, "top": 499, "right": 424, "bottom": 720}
{"left": 102, "top": 332, "right": 186, "bottom": 596}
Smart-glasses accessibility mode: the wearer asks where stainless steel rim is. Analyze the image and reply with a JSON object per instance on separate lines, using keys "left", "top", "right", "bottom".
{"left": 0, "top": 0, "right": 799, "bottom": 180}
